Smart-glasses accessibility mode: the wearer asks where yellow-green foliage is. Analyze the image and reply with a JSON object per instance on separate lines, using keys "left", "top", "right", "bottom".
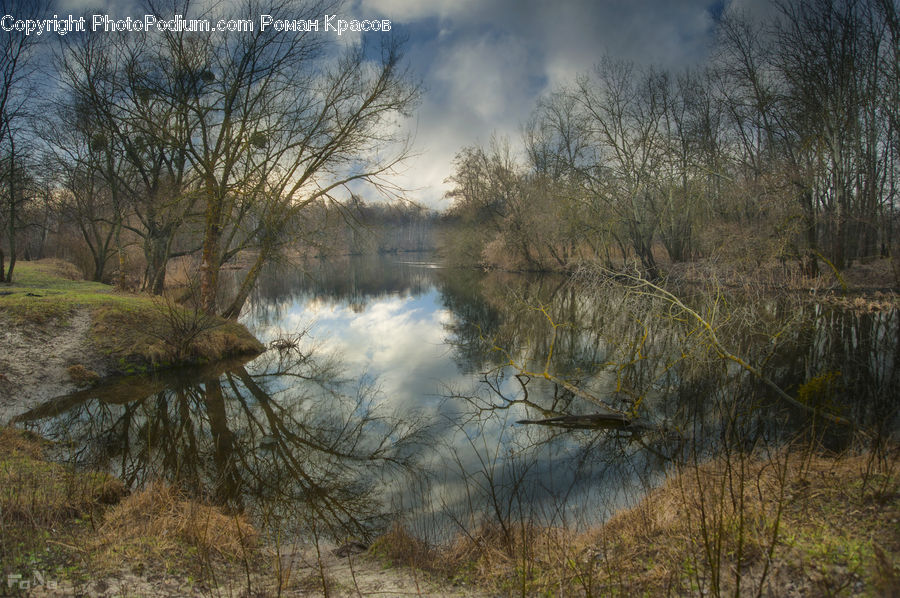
{"left": 796, "top": 371, "right": 843, "bottom": 408}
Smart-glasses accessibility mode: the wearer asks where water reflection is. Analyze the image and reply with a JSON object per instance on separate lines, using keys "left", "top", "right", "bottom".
{"left": 13, "top": 255, "right": 900, "bottom": 543}
{"left": 16, "top": 341, "right": 426, "bottom": 540}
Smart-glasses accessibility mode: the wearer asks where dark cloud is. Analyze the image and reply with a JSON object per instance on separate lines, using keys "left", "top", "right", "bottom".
{"left": 354, "top": 0, "right": 722, "bottom": 207}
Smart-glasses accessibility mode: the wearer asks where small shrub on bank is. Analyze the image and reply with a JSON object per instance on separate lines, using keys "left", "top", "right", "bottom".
{"left": 67, "top": 364, "right": 100, "bottom": 386}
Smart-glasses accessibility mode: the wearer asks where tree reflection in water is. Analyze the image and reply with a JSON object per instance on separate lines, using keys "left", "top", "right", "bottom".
{"left": 431, "top": 265, "right": 898, "bottom": 540}
{"left": 12, "top": 256, "right": 899, "bottom": 547}
{"left": 14, "top": 341, "right": 428, "bottom": 543}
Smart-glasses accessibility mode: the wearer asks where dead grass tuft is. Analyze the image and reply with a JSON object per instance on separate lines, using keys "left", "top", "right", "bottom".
{"left": 0, "top": 427, "right": 125, "bottom": 525}
{"left": 96, "top": 481, "right": 259, "bottom": 568}
{"left": 370, "top": 522, "right": 437, "bottom": 569}
{"left": 67, "top": 363, "right": 100, "bottom": 386}
{"left": 0, "top": 426, "right": 47, "bottom": 459}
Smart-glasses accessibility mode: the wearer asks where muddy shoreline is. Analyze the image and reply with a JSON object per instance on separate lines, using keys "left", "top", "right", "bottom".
{"left": 0, "top": 304, "right": 264, "bottom": 424}
{"left": 0, "top": 308, "right": 110, "bottom": 424}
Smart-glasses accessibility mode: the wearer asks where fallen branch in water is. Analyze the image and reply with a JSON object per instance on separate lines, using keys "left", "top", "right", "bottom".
{"left": 517, "top": 412, "right": 633, "bottom": 430}
{"left": 597, "top": 267, "right": 853, "bottom": 428}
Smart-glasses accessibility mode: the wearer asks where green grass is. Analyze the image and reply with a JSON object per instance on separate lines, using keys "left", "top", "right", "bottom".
{"left": 0, "top": 260, "right": 124, "bottom": 325}
{"left": 0, "top": 259, "right": 264, "bottom": 374}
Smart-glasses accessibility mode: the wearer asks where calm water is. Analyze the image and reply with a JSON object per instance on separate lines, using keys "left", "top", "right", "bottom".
{"left": 13, "top": 255, "right": 900, "bottom": 542}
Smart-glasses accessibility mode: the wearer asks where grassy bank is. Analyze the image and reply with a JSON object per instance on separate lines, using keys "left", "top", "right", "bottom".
{"left": 0, "top": 260, "right": 264, "bottom": 376}
{"left": 0, "top": 427, "right": 263, "bottom": 596}
{"left": 1, "top": 424, "right": 897, "bottom": 596}
{"left": 372, "top": 445, "right": 900, "bottom": 597}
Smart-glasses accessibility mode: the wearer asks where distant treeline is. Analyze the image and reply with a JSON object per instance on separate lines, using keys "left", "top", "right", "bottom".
{"left": 441, "top": 0, "right": 900, "bottom": 280}
{"left": 301, "top": 198, "right": 439, "bottom": 257}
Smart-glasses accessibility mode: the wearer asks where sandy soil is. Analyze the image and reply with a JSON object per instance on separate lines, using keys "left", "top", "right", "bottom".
{"left": 25, "top": 543, "right": 486, "bottom": 597}
{"left": 0, "top": 308, "right": 109, "bottom": 424}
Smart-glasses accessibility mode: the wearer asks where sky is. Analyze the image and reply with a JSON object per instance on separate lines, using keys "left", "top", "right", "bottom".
{"left": 349, "top": 0, "right": 744, "bottom": 208}
{"left": 50, "top": 0, "right": 771, "bottom": 209}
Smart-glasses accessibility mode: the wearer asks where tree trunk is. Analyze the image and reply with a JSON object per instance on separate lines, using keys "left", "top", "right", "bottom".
{"left": 116, "top": 223, "right": 127, "bottom": 290}
{"left": 92, "top": 252, "right": 106, "bottom": 282}
{"left": 6, "top": 153, "right": 16, "bottom": 283}
{"left": 146, "top": 233, "right": 170, "bottom": 295}
{"left": 220, "top": 245, "right": 271, "bottom": 320}
{"left": 799, "top": 185, "right": 820, "bottom": 277}
{"left": 200, "top": 187, "right": 223, "bottom": 314}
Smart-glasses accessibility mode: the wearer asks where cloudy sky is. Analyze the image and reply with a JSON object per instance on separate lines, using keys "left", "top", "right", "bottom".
{"left": 52, "top": 0, "right": 771, "bottom": 208}
{"left": 351, "top": 0, "right": 738, "bottom": 208}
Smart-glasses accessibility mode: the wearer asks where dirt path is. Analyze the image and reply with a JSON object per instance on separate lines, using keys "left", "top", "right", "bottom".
{"left": 273, "top": 543, "right": 485, "bottom": 597}
{"left": 0, "top": 309, "right": 108, "bottom": 424}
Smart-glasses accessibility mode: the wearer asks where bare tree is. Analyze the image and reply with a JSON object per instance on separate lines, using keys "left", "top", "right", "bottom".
{"left": 772, "top": 0, "right": 890, "bottom": 270}
{"left": 56, "top": 29, "right": 198, "bottom": 291}
{"left": 129, "top": 0, "right": 421, "bottom": 316}
{"left": 0, "top": 0, "right": 49, "bottom": 282}
{"left": 571, "top": 57, "right": 669, "bottom": 278}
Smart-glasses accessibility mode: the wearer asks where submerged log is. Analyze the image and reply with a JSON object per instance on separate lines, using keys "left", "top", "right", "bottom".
{"left": 516, "top": 412, "right": 634, "bottom": 430}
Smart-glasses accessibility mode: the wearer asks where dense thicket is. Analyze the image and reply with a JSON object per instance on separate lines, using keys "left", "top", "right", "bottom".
{"left": 443, "top": 0, "right": 900, "bottom": 280}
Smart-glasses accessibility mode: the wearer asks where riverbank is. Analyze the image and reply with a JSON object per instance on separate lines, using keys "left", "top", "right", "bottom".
{"left": 2, "top": 424, "right": 896, "bottom": 596}
{"left": 0, "top": 260, "right": 264, "bottom": 422}
{"left": 373, "top": 446, "right": 900, "bottom": 597}
{"left": 0, "top": 427, "right": 486, "bottom": 597}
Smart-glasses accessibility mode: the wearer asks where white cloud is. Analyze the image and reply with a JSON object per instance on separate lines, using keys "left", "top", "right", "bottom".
{"left": 357, "top": 0, "right": 478, "bottom": 23}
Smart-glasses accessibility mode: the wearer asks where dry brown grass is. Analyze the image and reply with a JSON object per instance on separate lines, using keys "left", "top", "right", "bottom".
{"left": 67, "top": 364, "right": 100, "bottom": 386}
{"left": 94, "top": 481, "right": 259, "bottom": 571}
{"left": 0, "top": 426, "right": 46, "bottom": 459}
{"left": 369, "top": 522, "right": 437, "bottom": 569}
{"left": 382, "top": 448, "right": 899, "bottom": 597}
{"left": 0, "top": 427, "right": 125, "bottom": 525}
{"left": 1, "top": 428, "right": 266, "bottom": 594}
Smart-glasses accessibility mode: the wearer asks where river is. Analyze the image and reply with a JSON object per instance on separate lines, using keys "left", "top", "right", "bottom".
{"left": 12, "top": 254, "right": 899, "bottom": 544}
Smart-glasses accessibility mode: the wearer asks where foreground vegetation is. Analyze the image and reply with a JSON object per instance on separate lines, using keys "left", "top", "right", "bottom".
{"left": 2, "top": 423, "right": 896, "bottom": 597}
{"left": 0, "top": 259, "right": 262, "bottom": 377}
{"left": 374, "top": 443, "right": 900, "bottom": 597}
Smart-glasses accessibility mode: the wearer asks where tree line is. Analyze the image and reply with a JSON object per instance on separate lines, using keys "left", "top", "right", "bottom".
{"left": 443, "top": 0, "right": 900, "bottom": 280}
{"left": 0, "top": 0, "right": 419, "bottom": 318}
